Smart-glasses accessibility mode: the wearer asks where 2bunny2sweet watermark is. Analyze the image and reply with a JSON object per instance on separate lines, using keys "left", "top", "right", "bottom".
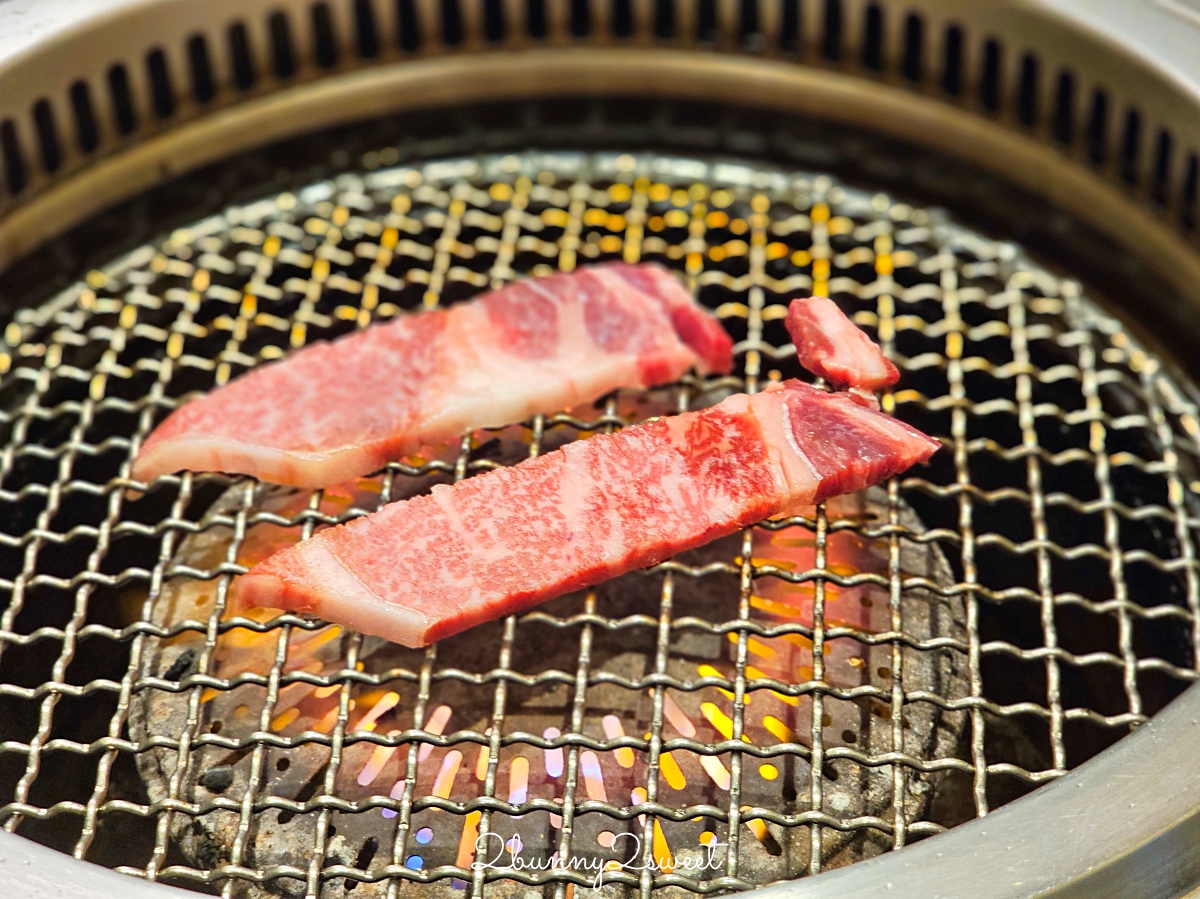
{"left": 472, "top": 832, "right": 726, "bottom": 889}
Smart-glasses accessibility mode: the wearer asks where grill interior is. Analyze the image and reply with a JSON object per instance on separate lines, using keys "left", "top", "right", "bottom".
{"left": 1, "top": 117, "right": 1200, "bottom": 898}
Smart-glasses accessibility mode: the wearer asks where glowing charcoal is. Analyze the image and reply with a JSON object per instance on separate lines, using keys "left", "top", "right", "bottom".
{"left": 272, "top": 667, "right": 325, "bottom": 717}
{"left": 433, "top": 751, "right": 463, "bottom": 798}
{"left": 779, "top": 632, "right": 815, "bottom": 651}
{"left": 508, "top": 756, "right": 529, "bottom": 805}
{"left": 626, "top": 786, "right": 673, "bottom": 872}
{"left": 746, "top": 817, "right": 770, "bottom": 845}
{"left": 662, "top": 693, "right": 697, "bottom": 738}
{"left": 700, "top": 756, "right": 732, "bottom": 791}
{"left": 745, "top": 663, "right": 800, "bottom": 706}
{"left": 602, "top": 715, "right": 636, "bottom": 768}
{"left": 380, "top": 776, "right": 407, "bottom": 818}
{"left": 456, "top": 810, "right": 482, "bottom": 874}
{"left": 290, "top": 625, "right": 342, "bottom": 657}
{"left": 543, "top": 727, "right": 564, "bottom": 777}
{"left": 659, "top": 752, "right": 687, "bottom": 790}
{"left": 700, "top": 702, "right": 732, "bottom": 739}
{"left": 580, "top": 750, "right": 608, "bottom": 801}
{"left": 701, "top": 702, "right": 751, "bottom": 744}
{"left": 357, "top": 729, "right": 400, "bottom": 786}
{"left": 697, "top": 664, "right": 739, "bottom": 702}
{"left": 356, "top": 691, "right": 399, "bottom": 732}
{"left": 418, "top": 705, "right": 452, "bottom": 762}
{"left": 475, "top": 733, "right": 490, "bottom": 780}
{"left": 149, "top": 424, "right": 952, "bottom": 889}
{"left": 729, "top": 632, "right": 777, "bottom": 659}
{"left": 761, "top": 715, "right": 796, "bottom": 743}
{"left": 314, "top": 704, "right": 339, "bottom": 732}
{"left": 749, "top": 521, "right": 887, "bottom": 691}
{"left": 652, "top": 819, "right": 674, "bottom": 874}
{"left": 631, "top": 787, "right": 648, "bottom": 827}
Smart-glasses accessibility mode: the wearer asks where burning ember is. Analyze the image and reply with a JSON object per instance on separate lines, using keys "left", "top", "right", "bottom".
{"left": 131, "top": 434, "right": 961, "bottom": 897}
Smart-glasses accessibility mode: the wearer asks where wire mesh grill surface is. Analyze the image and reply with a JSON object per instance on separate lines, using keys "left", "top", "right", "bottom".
{"left": 1, "top": 150, "right": 1199, "bottom": 897}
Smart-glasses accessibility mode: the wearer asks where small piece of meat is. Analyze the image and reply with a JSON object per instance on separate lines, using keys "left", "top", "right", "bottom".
{"left": 785, "top": 296, "right": 900, "bottom": 392}
{"left": 132, "top": 263, "right": 732, "bottom": 488}
{"left": 234, "top": 381, "right": 939, "bottom": 647}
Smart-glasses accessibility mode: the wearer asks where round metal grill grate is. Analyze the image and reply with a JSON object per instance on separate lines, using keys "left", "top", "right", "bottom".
{"left": 0, "top": 150, "right": 1198, "bottom": 897}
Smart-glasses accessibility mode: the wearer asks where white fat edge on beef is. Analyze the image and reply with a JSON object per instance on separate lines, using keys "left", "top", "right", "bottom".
{"left": 298, "top": 539, "right": 431, "bottom": 648}
{"left": 747, "top": 386, "right": 821, "bottom": 519}
{"left": 136, "top": 433, "right": 381, "bottom": 491}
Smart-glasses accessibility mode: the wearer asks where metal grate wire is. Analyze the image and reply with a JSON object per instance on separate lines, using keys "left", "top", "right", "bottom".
{"left": 0, "top": 150, "right": 1199, "bottom": 897}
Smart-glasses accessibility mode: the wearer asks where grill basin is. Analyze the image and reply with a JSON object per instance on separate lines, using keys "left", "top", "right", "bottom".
{"left": 0, "top": 148, "right": 1198, "bottom": 898}
{"left": 132, "top": 478, "right": 963, "bottom": 897}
